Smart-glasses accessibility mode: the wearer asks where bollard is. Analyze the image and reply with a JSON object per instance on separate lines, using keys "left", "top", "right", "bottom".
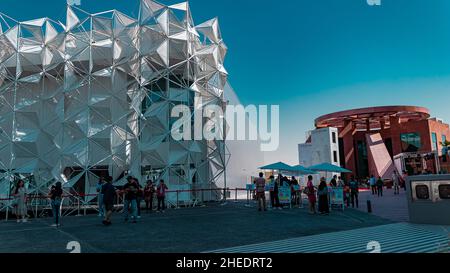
{"left": 367, "top": 200, "right": 372, "bottom": 213}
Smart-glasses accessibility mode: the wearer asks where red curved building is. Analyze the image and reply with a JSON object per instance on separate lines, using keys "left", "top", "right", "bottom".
{"left": 313, "top": 106, "right": 450, "bottom": 178}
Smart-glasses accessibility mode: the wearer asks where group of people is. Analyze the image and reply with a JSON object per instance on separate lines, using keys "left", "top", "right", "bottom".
{"left": 11, "top": 180, "right": 63, "bottom": 226}
{"left": 255, "top": 171, "right": 408, "bottom": 215}
{"left": 253, "top": 173, "right": 361, "bottom": 216}
{"left": 304, "top": 176, "right": 329, "bottom": 215}
{"left": 97, "top": 176, "right": 169, "bottom": 226}
{"left": 10, "top": 175, "right": 170, "bottom": 227}
{"left": 10, "top": 168, "right": 411, "bottom": 226}
{"left": 368, "top": 170, "right": 408, "bottom": 197}
{"left": 253, "top": 173, "right": 303, "bottom": 212}
{"left": 304, "top": 175, "right": 359, "bottom": 215}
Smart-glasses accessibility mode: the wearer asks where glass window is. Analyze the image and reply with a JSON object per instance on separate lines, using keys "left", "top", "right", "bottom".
{"left": 333, "top": 151, "right": 338, "bottom": 163}
{"left": 401, "top": 133, "right": 421, "bottom": 153}
{"left": 439, "top": 185, "right": 450, "bottom": 199}
{"left": 332, "top": 132, "right": 337, "bottom": 144}
{"left": 415, "top": 185, "right": 430, "bottom": 200}
{"left": 443, "top": 135, "right": 447, "bottom": 144}
{"left": 432, "top": 132, "right": 438, "bottom": 151}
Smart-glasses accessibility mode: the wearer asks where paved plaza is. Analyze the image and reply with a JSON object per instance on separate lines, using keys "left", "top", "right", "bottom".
{"left": 0, "top": 202, "right": 391, "bottom": 253}
{"left": 356, "top": 188, "right": 409, "bottom": 222}
{"left": 1, "top": 188, "right": 448, "bottom": 253}
{"left": 210, "top": 223, "right": 450, "bottom": 253}
{"left": 210, "top": 190, "right": 450, "bottom": 253}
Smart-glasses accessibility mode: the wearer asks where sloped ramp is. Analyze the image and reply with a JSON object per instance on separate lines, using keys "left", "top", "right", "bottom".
{"left": 207, "top": 223, "right": 449, "bottom": 253}
{"left": 366, "top": 133, "right": 396, "bottom": 180}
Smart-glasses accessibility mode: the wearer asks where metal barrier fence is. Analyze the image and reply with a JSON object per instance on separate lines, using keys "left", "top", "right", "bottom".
{"left": 0, "top": 188, "right": 308, "bottom": 222}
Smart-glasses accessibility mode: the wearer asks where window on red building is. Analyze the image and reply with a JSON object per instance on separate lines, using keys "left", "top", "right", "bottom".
{"left": 401, "top": 133, "right": 421, "bottom": 153}
{"left": 432, "top": 132, "right": 438, "bottom": 151}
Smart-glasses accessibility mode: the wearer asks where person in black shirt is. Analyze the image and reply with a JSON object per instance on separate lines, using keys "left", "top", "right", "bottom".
{"left": 134, "top": 178, "right": 143, "bottom": 218}
{"left": 349, "top": 176, "right": 360, "bottom": 208}
{"left": 49, "top": 182, "right": 63, "bottom": 227}
{"left": 376, "top": 177, "right": 384, "bottom": 197}
{"left": 102, "top": 176, "right": 117, "bottom": 226}
{"left": 144, "top": 180, "right": 155, "bottom": 213}
{"left": 330, "top": 175, "right": 338, "bottom": 188}
{"left": 273, "top": 176, "right": 281, "bottom": 210}
{"left": 122, "top": 176, "right": 138, "bottom": 223}
{"left": 156, "top": 179, "right": 169, "bottom": 213}
{"left": 291, "top": 176, "right": 299, "bottom": 206}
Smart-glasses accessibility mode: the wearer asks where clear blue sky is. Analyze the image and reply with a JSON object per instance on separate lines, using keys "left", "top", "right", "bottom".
{"left": 2, "top": 0, "right": 450, "bottom": 164}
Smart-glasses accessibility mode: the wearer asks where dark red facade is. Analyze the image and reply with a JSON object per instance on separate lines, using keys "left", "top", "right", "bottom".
{"left": 315, "top": 106, "right": 450, "bottom": 178}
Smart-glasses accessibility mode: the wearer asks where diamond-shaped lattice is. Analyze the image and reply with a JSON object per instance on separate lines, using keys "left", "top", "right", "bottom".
{"left": 0, "top": 0, "right": 228, "bottom": 202}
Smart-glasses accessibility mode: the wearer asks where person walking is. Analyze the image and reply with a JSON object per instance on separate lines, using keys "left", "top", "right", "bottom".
{"left": 122, "top": 176, "right": 138, "bottom": 223}
{"left": 254, "top": 172, "right": 267, "bottom": 212}
{"left": 343, "top": 181, "right": 351, "bottom": 208}
{"left": 96, "top": 177, "right": 106, "bottom": 217}
{"left": 144, "top": 180, "right": 155, "bottom": 213}
{"left": 268, "top": 176, "right": 276, "bottom": 209}
{"left": 157, "top": 179, "right": 169, "bottom": 213}
{"left": 274, "top": 176, "right": 282, "bottom": 210}
{"left": 369, "top": 175, "right": 377, "bottom": 195}
{"left": 318, "top": 178, "right": 330, "bottom": 215}
{"left": 349, "top": 176, "right": 359, "bottom": 208}
{"left": 49, "top": 182, "right": 63, "bottom": 227}
{"left": 305, "top": 175, "right": 317, "bottom": 215}
{"left": 392, "top": 171, "right": 400, "bottom": 195}
{"left": 14, "top": 180, "right": 28, "bottom": 223}
{"left": 377, "top": 176, "right": 384, "bottom": 197}
{"left": 102, "top": 176, "right": 117, "bottom": 226}
{"left": 134, "top": 178, "right": 143, "bottom": 218}
{"left": 291, "top": 176, "right": 299, "bottom": 206}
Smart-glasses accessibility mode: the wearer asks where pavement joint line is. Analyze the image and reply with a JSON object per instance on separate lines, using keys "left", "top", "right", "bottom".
{"left": 0, "top": 203, "right": 395, "bottom": 253}
{"left": 1, "top": 209, "right": 378, "bottom": 230}
{"left": 207, "top": 223, "right": 449, "bottom": 253}
{"left": 0, "top": 226, "right": 56, "bottom": 234}
{"left": 33, "top": 217, "right": 104, "bottom": 253}
{"left": 0, "top": 210, "right": 256, "bottom": 233}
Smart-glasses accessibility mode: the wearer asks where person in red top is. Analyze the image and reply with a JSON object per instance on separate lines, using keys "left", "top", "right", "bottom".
{"left": 156, "top": 179, "right": 169, "bottom": 213}
{"left": 254, "top": 172, "right": 267, "bottom": 212}
{"left": 304, "top": 175, "right": 317, "bottom": 215}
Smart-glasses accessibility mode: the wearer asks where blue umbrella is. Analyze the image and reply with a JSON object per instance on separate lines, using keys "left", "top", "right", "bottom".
{"left": 290, "top": 165, "right": 317, "bottom": 175}
{"left": 259, "top": 162, "right": 294, "bottom": 172}
{"left": 308, "top": 163, "right": 352, "bottom": 173}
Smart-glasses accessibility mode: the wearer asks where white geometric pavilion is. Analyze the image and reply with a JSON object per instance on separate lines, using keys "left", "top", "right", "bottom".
{"left": 0, "top": 0, "right": 229, "bottom": 205}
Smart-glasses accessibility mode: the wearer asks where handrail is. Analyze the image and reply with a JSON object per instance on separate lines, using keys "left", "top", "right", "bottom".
{"left": 0, "top": 188, "right": 287, "bottom": 202}
{"left": 1, "top": 187, "right": 314, "bottom": 221}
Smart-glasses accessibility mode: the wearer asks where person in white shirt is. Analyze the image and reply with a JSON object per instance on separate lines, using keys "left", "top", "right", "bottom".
{"left": 392, "top": 171, "right": 400, "bottom": 195}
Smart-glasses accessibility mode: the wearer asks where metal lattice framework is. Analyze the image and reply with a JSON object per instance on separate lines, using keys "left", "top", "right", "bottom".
{"left": 0, "top": 0, "right": 229, "bottom": 206}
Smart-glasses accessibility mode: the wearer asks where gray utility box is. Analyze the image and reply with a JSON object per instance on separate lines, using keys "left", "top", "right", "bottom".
{"left": 407, "top": 175, "right": 450, "bottom": 225}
